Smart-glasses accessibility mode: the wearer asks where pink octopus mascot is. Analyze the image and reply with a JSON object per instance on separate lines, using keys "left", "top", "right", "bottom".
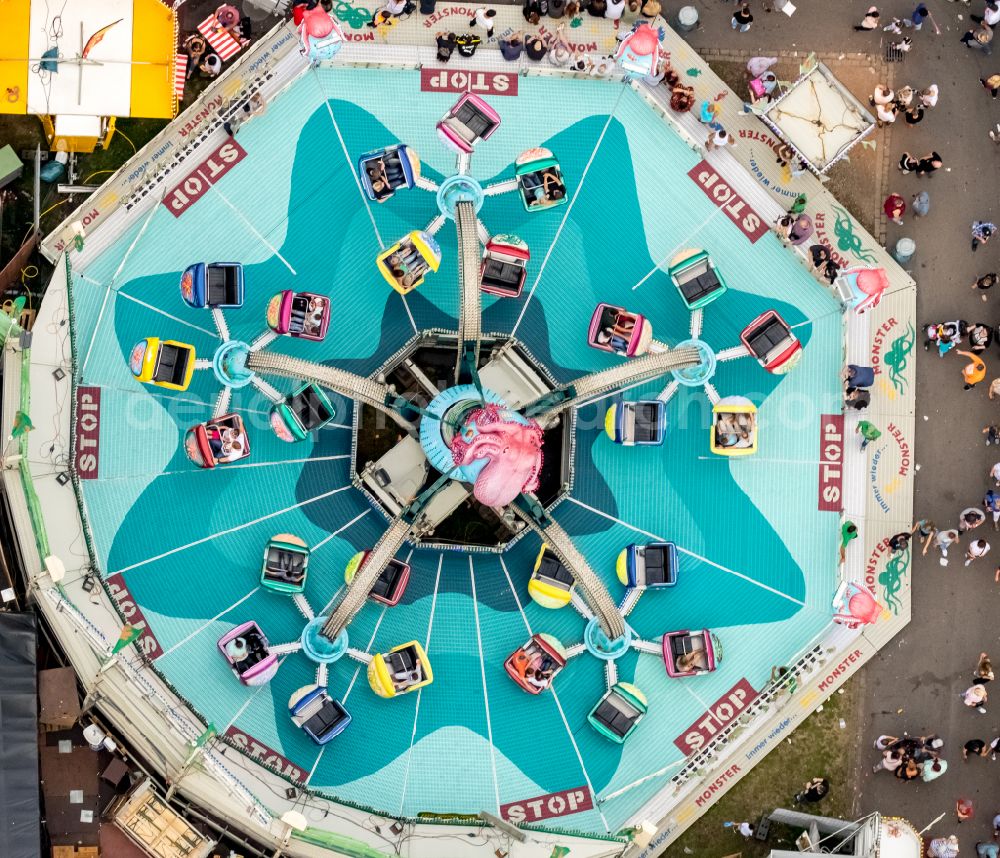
{"left": 450, "top": 404, "right": 544, "bottom": 508}
{"left": 298, "top": 5, "right": 345, "bottom": 63}
{"left": 840, "top": 267, "right": 889, "bottom": 314}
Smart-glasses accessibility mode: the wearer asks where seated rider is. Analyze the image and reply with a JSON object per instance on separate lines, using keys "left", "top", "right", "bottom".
{"left": 392, "top": 662, "right": 423, "bottom": 689}
{"left": 382, "top": 152, "right": 406, "bottom": 186}
{"left": 225, "top": 636, "right": 249, "bottom": 662}
{"left": 306, "top": 295, "right": 327, "bottom": 335}
{"left": 524, "top": 170, "right": 565, "bottom": 206}
{"left": 715, "top": 412, "right": 752, "bottom": 448}
{"left": 206, "top": 423, "right": 226, "bottom": 458}
{"left": 525, "top": 651, "right": 555, "bottom": 688}
{"left": 613, "top": 311, "right": 636, "bottom": 336}
{"left": 676, "top": 650, "right": 703, "bottom": 673}
{"left": 596, "top": 326, "right": 628, "bottom": 353}
{"left": 366, "top": 161, "right": 392, "bottom": 199}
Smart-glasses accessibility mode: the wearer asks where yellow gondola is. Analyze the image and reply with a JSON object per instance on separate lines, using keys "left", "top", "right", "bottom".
{"left": 368, "top": 640, "right": 433, "bottom": 698}
{"left": 376, "top": 231, "right": 442, "bottom": 295}
{"left": 528, "top": 543, "right": 574, "bottom": 608}
{"left": 710, "top": 396, "right": 758, "bottom": 457}
{"left": 129, "top": 337, "right": 195, "bottom": 391}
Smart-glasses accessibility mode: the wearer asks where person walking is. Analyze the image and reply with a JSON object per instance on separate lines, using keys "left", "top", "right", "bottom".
{"left": 961, "top": 507, "right": 988, "bottom": 532}
{"left": 935, "top": 529, "right": 961, "bottom": 566}
{"left": 929, "top": 835, "right": 961, "bottom": 858}
{"left": 871, "top": 83, "right": 895, "bottom": 107}
{"left": 915, "top": 151, "right": 943, "bottom": 176}
{"left": 907, "top": 3, "right": 930, "bottom": 27}
{"left": 706, "top": 128, "right": 737, "bottom": 151}
{"left": 923, "top": 758, "right": 949, "bottom": 781}
{"left": 731, "top": 4, "right": 753, "bottom": 32}
{"left": 855, "top": 6, "right": 881, "bottom": 30}
{"left": 985, "top": 491, "right": 1000, "bottom": 529}
{"left": 958, "top": 798, "right": 976, "bottom": 823}
{"left": 974, "top": 272, "right": 998, "bottom": 301}
{"left": 888, "top": 531, "right": 911, "bottom": 553}
{"left": 965, "top": 738, "right": 990, "bottom": 760}
{"left": 962, "top": 682, "right": 989, "bottom": 712}
{"left": 857, "top": 420, "right": 881, "bottom": 450}
{"left": 920, "top": 84, "right": 940, "bottom": 108}
{"left": 913, "top": 519, "right": 937, "bottom": 553}
{"left": 910, "top": 190, "right": 930, "bottom": 217}
{"left": 873, "top": 749, "right": 904, "bottom": 774}
{"left": 975, "top": 652, "right": 994, "bottom": 683}
{"left": 972, "top": 1, "right": 1000, "bottom": 27}
{"left": 962, "top": 20, "right": 994, "bottom": 50}
{"left": 469, "top": 7, "right": 497, "bottom": 38}
{"left": 983, "top": 74, "right": 1000, "bottom": 97}
{"left": 992, "top": 461, "right": 1000, "bottom": 487}
{"left": 794, "top": 777, "right": 829, "bottom": 803}
{"left": 976, "top": 843, "right": 999, "bottom": 858}
{"left": 958, "top": 350, "right": 987, "bottom": 390}
{"left": 973, "top": 221, "right": 997, "bottom": 251}
{"left": 898, "top": 151, "right": 920, "bottom": 174}
{"left": 967, "top": 539, "right": 992, "bottom": 565}
{"left": 883, "top": 194, "right": 906, "bottom": 225}
{"left": 604, "top": 0, "right": 626, "bottom": 30}
{"left": 840, "top": 520, "right": 858, "bottom": 562}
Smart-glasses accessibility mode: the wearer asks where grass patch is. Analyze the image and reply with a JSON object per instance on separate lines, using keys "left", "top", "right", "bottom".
{"left": 664, "top": 676, "right": 860, "bottom": 857}
{"left": 0, "top": 114, "right": 167, "bottom": 261}
{"left": 74, "top": 117, "right": 168, "bottom": 187}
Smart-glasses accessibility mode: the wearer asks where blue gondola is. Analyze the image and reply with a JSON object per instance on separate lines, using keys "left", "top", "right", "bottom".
{"left": 180, "top": 262, "right": 244, "bottom": 309}
{"left": 358, "top": 145, "right": 421, "bottom": 203}
{"left": 605, "top": 400, "right": 665, "bottom": 446}
{"left": 288, "top": 685, "right": 351, "bottom": 744}
{"left": 616, "top": 542, "right": 677, "bottom": 588}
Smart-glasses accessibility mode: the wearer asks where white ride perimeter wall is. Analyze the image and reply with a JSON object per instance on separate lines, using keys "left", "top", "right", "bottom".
{"left": 18, "top": 14, "right": 914, "bottom": 858}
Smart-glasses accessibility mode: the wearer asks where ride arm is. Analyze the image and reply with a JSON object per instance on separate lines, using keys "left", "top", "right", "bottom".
{"left": 322, "top": 515, "right": 412, "bottom": 640}
{"left": 245, "top": 350, "right": 417, "bottom": 434}
{"left": 511, "top": 495, "right": 626, "bottom": 640}
{"left": 455, "top": 200, "right": 482, "bottom": 383}
{"left": 522, "top": 345, "right": 701, "bottom": 421}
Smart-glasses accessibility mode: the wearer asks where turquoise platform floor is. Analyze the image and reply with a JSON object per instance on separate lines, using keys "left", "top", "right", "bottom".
{"left": 71, "top": 67, "right": 843, "bottom": 835}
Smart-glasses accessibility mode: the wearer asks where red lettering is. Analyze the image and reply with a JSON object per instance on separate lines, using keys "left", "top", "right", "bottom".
{"left": 163, "top": 140, "right": 247, "bottom": 218}
{"left": 500, "top": 787, "right": 593, "bottom": 823}
{"left": 688, "top": 162, "right": 767, "bottom": 242}
{"left": 105, "top": 573, "right": 163, "bottom": 659}
{"left": 818, "top": 649, "right": 863, "bottom": 691}
{"left": 818, "top": 414, "right": 844, "bottom": 511}
{"left": 694, "top": 764, "right": 742, "bottom": 807}
{"left": 419, "top": 68, "right": 518, "bottom": 96}
{"left": 75, "top": 387, "right": 102, "bottom": 480}
{"left": 674, "top": 680, "right": 758, "bottom": 754}
{"left": 224, "top": 727, "right": 306, "bottom": 783}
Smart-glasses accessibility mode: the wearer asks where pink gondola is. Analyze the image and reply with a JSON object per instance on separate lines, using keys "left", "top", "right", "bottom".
{"left": 217, "top": 621, "right": 278, "bottom": 686}
{"left": 436, "top": 93, "right": 501, "bottom": 154}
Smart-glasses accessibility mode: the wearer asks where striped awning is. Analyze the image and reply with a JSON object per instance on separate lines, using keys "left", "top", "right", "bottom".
{"left": 197, "top": 14, "right": 242, "bottom": 62}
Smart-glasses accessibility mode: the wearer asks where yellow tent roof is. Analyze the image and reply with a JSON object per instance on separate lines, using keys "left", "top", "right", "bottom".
{"left": 0, "top": 0, "right": 176, "bottom": 118}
